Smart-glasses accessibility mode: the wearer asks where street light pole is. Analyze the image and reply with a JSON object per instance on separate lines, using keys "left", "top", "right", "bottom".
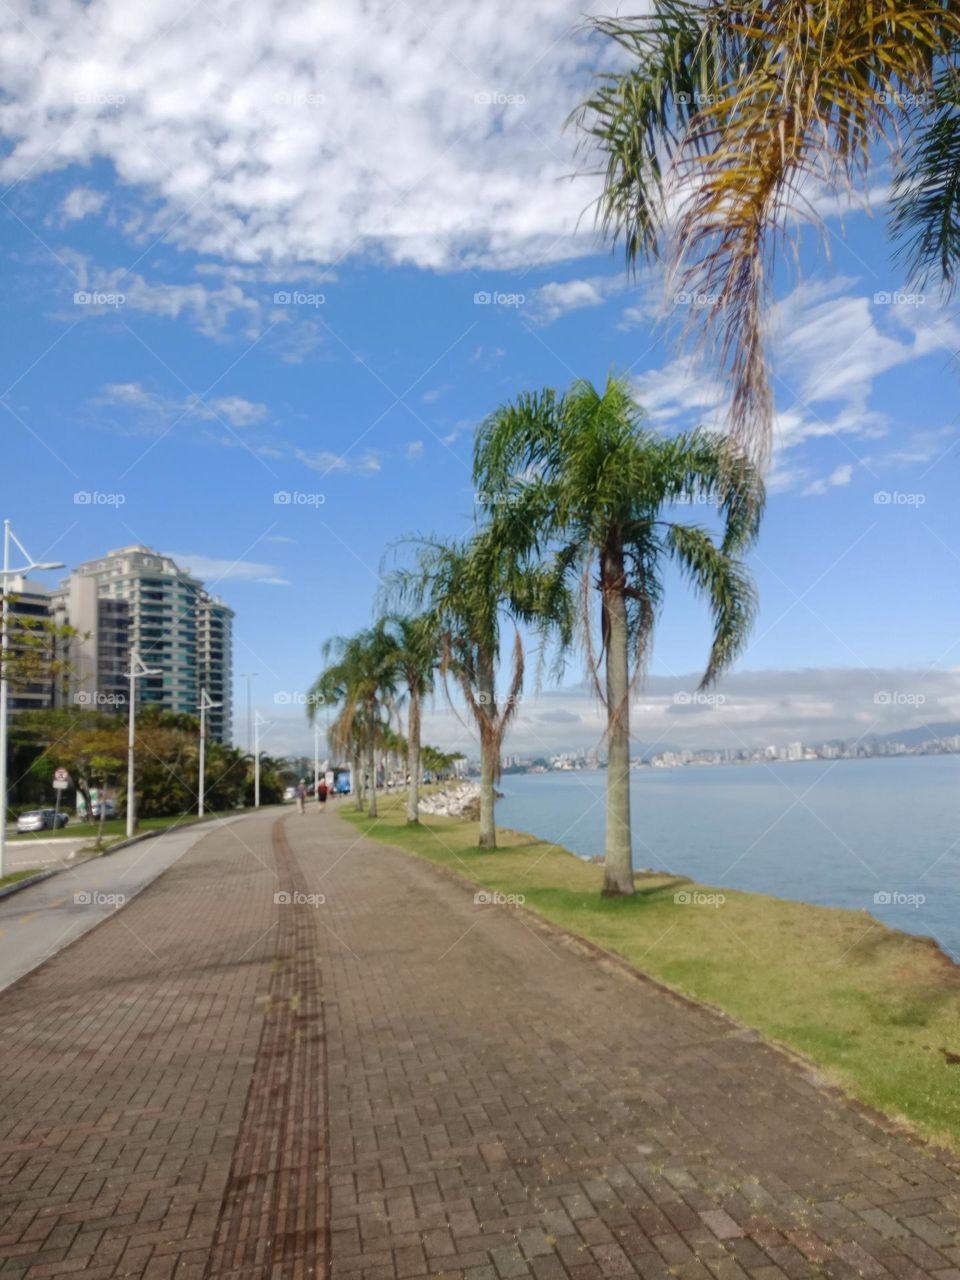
{"left": 240, "top": 672, "right": 256, "bottom": 752}
{"left": 0, "top": 521, "right": 64, "bottom": 878}
{"left": 125, "top": 648, "right": 162, "bottom": 838}
{"left": 313, "top": 721, "right": 320, "bottom": 798}
{"left": 198, "top": 686, "right": 222, "bottom": 817}
{"left": 254, "top": 711, "right": 267, "bottom": 809}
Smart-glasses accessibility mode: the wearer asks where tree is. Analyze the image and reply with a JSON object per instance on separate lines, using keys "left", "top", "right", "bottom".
{"left": 391, "top": 529, "right": 572, "bottom": 849}
{"left": 474, "top": 375, "right": 763, "bottom": 895}
{"left": 311, "top": 625, "right": 398, "bottom": 819}
{"left": 573, "top": 1, "right": 960, "bottom": 461}
{"left": 380, "top": 613, "right": 439, "bottom": 824}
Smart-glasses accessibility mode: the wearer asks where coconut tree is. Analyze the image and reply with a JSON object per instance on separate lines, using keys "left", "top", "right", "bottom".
{"left": 380, "top": 613, "right": 439, "bottom": 824}
{"left": 390, "top": 529, "right": 572, "bottom": 849}
{"left": 474, "top": 375, "right": 763, "bottom": 895}
{"left": 573, "top": 1, "right": 960, "bottom": 461}
{"left": 309, "top": 624, "right": 398, "bottom": 819}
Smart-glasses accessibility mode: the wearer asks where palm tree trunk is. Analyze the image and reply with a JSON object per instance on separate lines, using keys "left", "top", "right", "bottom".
{"left": 365, "top": 710, "right": 378, "bottom": 818}
{"left": 352, "top": 747, "right": 364, "bottom": 811}
{"left": 477, "top": 652, "right": 497, "bottom": 849}
{"left": 602, "top": 543, "right": 634, "bottom": 895}
{"left": 406, "top": 689, "right": 421, "bottom": 824}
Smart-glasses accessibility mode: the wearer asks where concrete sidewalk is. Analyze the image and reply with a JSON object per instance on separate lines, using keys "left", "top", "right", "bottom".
{"left": 1, "top": 808, "right": 959, "bottom": 1280}
{"left": 0, "top": 813, "right": 257, "bottom": 991}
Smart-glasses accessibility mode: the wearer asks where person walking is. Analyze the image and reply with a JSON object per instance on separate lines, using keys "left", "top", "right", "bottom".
{"left": 316, "top": 779, "right": 328, "bottom": 810}
{"left": 295, "top": 779, "right": 307, "bottom": 814}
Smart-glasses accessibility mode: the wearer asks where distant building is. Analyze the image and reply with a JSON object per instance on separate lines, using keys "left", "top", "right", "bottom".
{"left": 0, "top": 575, "right": 60, "bottom": 715}
{"left": 50, "top": 545, "right": 234, "bottom": 742}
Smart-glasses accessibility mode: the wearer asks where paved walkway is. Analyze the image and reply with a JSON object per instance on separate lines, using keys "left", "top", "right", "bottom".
{"left": 1, "top": 810, "right": 960, "bottom": 1280}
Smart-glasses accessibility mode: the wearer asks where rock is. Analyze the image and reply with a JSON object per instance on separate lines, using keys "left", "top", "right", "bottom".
{"left": 418, "top": 782, "right": 482, "bottom": 819}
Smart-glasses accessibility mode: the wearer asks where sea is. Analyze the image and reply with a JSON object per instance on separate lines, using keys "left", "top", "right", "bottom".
{"left": 496, "top": 755, "right": 960, "bottom": 960}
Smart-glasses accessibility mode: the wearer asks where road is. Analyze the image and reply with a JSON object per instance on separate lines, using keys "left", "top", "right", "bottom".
{"left": 0, "top": 812, "right": 254, "bottom": 990}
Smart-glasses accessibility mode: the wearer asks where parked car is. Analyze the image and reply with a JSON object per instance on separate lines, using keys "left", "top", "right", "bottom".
{"left": 17, "top": 809, "right": 70, "bottom": 833}
{"left": 89, "top": 799, "right": 116, "bottom": 819}
{"left": 282, "top": 785, "right": 297, "bottom": 803}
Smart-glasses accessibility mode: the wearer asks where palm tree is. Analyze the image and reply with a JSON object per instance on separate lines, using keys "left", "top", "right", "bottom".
{"left": 381, "top": 613, "right": 439, "bottom": 824}
{"left": 573, "top": 1, "right": 960, "bottom": 461}
{"left": 474, "top": 375, "right": 763, "bottom": 895}
{"left": 309, "top": 624, "right": 398, "bottom": 819}
{"left": 390, "top": 529, "right": 572, "bottom": 848}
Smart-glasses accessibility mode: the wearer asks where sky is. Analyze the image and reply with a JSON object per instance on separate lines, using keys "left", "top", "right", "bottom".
{"left": 1, "top": 0, "right": 959, "bottom": 762}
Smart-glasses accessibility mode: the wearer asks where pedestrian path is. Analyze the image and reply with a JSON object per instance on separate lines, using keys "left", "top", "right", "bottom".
{"left": 1, "top": 807, "right": 959, "bottom": 1280}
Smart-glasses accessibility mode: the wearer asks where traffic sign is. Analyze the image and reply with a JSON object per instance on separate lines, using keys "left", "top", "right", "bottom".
{"left": 52, "top": 768, "right": 70, "bottom": 791}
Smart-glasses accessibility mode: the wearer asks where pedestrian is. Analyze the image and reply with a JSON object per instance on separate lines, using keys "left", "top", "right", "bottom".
{"left": 295, "top": 779, "right": 306, "bottom": 814}
{"left": 316, "top": 779, "right": 328, "bottom": 809}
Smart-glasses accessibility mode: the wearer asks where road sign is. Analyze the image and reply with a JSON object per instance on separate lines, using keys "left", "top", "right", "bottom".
{"left": 52, "top": 768, "right": 70, "bottom": 791}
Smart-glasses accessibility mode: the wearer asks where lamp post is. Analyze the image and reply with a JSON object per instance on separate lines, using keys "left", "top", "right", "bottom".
{"left": 313, "top": 721, "right": 320, "bottom": 799}
{"left": 0, "top": 521, "right": 64, "bottom": 878}
{"left": 240, "top": 671, "right": 256, "bottom": 752}
{"left": 125, "top": 648, "right": 162, "bottom": 838}
{"left": 254, "top": 711, "right": 267, "bottom": 809}
{"left": 198, "top": 687, "right": 222, "bottom": 817}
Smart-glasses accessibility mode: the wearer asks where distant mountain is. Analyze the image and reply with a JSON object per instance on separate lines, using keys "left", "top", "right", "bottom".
{"left": 871, "top": 721, "right": 960, "bottom": 747}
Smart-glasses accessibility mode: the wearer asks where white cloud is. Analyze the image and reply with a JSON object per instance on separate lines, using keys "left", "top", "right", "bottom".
{"left": 405, "top": 440, "right": 425, "bottom": 459}
{"left": 803, "top": 463, "right": 854, "bottom": 497}
{"left": 97, "top": 381, "right": 267, "bottom": 431}
{"left": 61, "top": 186, "right": 106, "bottom": 222}
{"left": 294, "top": 447, "right": 382, "bottom": 475}
{"left": 208, "top": 395, "right": 267, "bottom": 427}
{"left": 531, "top": 274, "right": 623, "bottom": 324}
{"left": 0, "top": 0, "right": 612, "bottom": 271}
{"left": 163, "top": 552, "right": 287, "bottom": 584}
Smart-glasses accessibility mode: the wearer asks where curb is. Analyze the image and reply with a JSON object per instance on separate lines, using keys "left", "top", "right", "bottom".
{"left": 0, "top": 870, "right": 58, "bottom": 901}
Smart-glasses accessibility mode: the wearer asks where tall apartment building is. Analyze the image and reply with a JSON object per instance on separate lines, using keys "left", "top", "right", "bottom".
{"left": 50, "top": 546, "right": 234, "bottom": 742}
{"left": 0, "top": 574, "right": 60, "bottom": 714}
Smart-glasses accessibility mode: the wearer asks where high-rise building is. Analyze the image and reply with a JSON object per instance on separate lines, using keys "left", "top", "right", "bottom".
{"left": 50, "top": 545, "right": 234, "bottom": 742}
{"left": 0, "top": 575, "right": 60, "bottom": 714}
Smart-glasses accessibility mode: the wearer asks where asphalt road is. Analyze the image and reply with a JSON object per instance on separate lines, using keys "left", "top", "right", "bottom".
{"left": 0, "top": 813, "right": 256, "bottom": 991}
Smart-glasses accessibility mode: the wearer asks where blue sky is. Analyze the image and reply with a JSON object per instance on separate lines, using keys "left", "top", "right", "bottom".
{"left": 1, "top": 0, "right": 958, "bottom": 758}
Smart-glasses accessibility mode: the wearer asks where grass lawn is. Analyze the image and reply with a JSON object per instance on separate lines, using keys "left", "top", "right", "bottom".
{"left": 0, "top": 868, "right": 44, "bottom": 890}
{"left": 344, "top": 794, "right": 960, "bottom": 1152}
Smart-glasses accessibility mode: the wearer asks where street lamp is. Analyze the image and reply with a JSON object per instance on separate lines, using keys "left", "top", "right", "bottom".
{"left": 0, "top": 520, "right": 64, "bottom": 878}
{"left": 313, "top": 721, "right": 320, "bottom": 798}
{"left": 254, "top": 711, "right": 267, "bottom": 809}
{"left": 239, "top": 671, "right": 256, "bottom": 752}
{"left": 198, "top": 686, "right": 222, "bottom": 817}
{"left": 125, "top": 647, "right": 162, "bottom": 838}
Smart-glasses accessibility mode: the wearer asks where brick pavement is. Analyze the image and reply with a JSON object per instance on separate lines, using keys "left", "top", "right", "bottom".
{"left": 2, "top": 807, "right": 960, "bottom": 1280}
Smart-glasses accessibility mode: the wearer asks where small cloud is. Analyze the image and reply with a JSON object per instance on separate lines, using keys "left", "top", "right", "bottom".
{"left": 61, "top": 186, "right": 106, "bottom": 222}
{"left": 265, "top": 534, "right": 297, "bottom": 544}
{"left": 803, "top": 464, "right": 854, "bottom": 497}
{"left": 294, "top": 447, "right": 381, "bottom": 475}
{"left": 207, "top": 395, "right": 268, "bottom": 427}
{"left": 422, "top": 385, "right": 449, "bottom": 403}
{"left": 531, "top": 275, "right": 623, "bottom": 325}
{"left": 162, "top": 552, "right": 283, "bottom": 584}
{"left": 405, "top": 440, "right": 425, "bottom": 459}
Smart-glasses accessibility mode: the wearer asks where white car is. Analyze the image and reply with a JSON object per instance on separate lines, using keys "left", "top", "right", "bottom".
{"left": 282, "top": 785, "right": 297, "bottom": 803}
